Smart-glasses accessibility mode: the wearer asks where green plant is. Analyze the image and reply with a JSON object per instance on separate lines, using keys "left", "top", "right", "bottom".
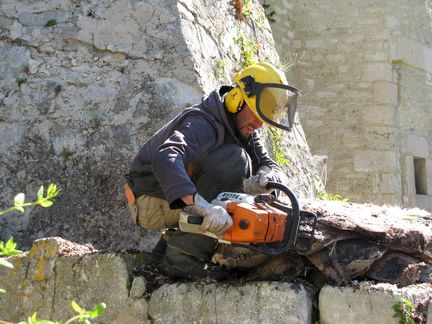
{"left": 0, "top": 237, "right": 23, "bottom": 290}
{"left": 0, "top": 184, "right": 60, "bottom": 216}
{"left": 214, "top": 59, "right": 227, "bottom": 81}
{"left": 0, "top": 185, "right": 107, "bottom": 323}
{"left": 44, "top": 19, "right": 57, "bottom": 28}
{"left": 0, "top": 184, "right": 59, "bottom": 293}
{"left": 61, "top": 148, "right": 73, "bottom": 162}
{"left": 278, "top": 51, "right": 305, "bottom": 72}
{"left": 242, "top": 0, "right": 251, "bottom": 18}
{"left": 392, "top": 297, "right": 415, "bottom": 324}
{"left": 14, "top": 38, "right": 24, "bottom": 46}
{"left": 89, "top": 110, "right": 101, "bottom": 128}
{"left": 269, "top": 128, "right": 290, "bottom": 166}
{"left": 234, "top": 33, "right": 258, "bottom": 68}
{"left": 318, "top": 192, "right": 349, "bottom": 202}
{"left": 16, "top": 77, "right": 28, "bottom": 87}
{"left": 262, "top": 2, "right": 276, "bottom": 23}
{"left": 17, "top": 301, "right": 106, "bottom": 324}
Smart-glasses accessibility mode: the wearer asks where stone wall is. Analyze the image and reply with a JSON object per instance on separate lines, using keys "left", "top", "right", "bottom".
{"left": 0, "top": 0, "right": 322, "bottom": 251}
{"left": 267, "top": 0, "right": 432, "bottom": 210}
{"left": 1, "top": 238, "right": 431, "bottom": 323}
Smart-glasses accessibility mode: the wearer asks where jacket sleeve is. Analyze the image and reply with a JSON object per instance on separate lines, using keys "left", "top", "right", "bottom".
{"left": 151, "top": 115, "right": 217, "bottom": 209}
{"left": 245, "top": 131, "right": 287, "bottom": 183}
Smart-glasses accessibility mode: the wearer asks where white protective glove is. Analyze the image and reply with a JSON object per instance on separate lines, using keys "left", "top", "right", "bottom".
{"left": 242, "top": 166, "right": 275, "bottom": 195}
{"left": 183, "top": 193, "right": 233, "bottom": 237}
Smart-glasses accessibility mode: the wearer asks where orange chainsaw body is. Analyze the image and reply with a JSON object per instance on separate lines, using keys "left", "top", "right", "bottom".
{"left": 221, "top": 201, "right": 287, "bottom": 243}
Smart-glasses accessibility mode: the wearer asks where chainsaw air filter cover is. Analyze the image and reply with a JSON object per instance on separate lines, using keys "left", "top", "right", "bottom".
{"left": 222, "top": 201, "right": 287, "bottom": 243}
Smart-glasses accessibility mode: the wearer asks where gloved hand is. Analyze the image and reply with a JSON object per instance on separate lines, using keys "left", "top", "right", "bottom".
{"left": 183, "top": 193, "right": 233, "bottom": 237}
{"left": 242, "top": 166, "right": 275, "bottom": 195}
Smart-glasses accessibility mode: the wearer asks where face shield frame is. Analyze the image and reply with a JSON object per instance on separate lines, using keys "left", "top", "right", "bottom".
{"left": 240, "top": 75, "right": 300, "bottom": 131}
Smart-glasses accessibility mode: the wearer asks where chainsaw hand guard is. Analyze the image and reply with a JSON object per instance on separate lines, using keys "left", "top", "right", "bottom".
{"left": 242, "top": 166, "right": 276, "bottom": 195}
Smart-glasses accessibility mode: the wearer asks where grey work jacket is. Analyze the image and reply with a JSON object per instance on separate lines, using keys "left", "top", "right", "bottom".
{"left": 128, "top": 86, "right": 283, "bottom": 209}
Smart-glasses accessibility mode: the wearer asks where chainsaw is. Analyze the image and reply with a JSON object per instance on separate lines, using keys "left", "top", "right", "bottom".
{"left": 179, "top": 181, "right": 317, "bottom": 255}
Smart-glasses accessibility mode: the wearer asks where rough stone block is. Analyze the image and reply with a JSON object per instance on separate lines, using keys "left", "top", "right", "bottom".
{"left": 373, "top": 82, "right": 398, "bottom": 105}
{"left": 428, "top": 159, "right": 432, "bottom": 195}
{"left": 130, "top": 276, "right": 147, "bottom": 299}
{"left": 113, "top": 299, "right": 149, "bottom": 324}
{"left": 407, "top": 134, "right": 429, "bottom": 157}
{"left": 362, "top": 105, "right": 396, "bottom": 126}
{"left": 0, "top": 124, "right": 25, "bottom": 153}
{"left": 353, "top": 150, "right": 398, "bottom": 172}
{"left": 363, "top": 63, "right": 393, "bottom": 82}
{"left": 426, "top": 48, "right": 432, "bottom": 73}
{"left": 52, "top": 253, "right": 130, "bottom": 321}
{"left": 306, "top": 40, "right": 325, "bottom": 48}
{"left": 148, "top": 282, "right": 314, "bottom": 323}
{"left": 428, "top": 301, "right": 432, "bottom": 324}
{"left": 373, "top": 172, "right": 401, "bottom": 194}
{"left": 392, "top": 37, "right": 430, "bottom": 72}
{"left": 416, "top": 194, "right": 432, "bottom": 212}
{"left": 320, "top": 284, "right": 432, "bottom": 324}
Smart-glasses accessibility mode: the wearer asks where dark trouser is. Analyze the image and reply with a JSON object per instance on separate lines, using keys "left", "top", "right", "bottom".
{"left": 160, "top": 144, "right": 251, "bottom": 280}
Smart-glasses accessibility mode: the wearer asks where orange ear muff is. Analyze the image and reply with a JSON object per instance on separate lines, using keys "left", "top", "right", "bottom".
{"left": 225, "top": 87, "right": 244, "bottom": 113}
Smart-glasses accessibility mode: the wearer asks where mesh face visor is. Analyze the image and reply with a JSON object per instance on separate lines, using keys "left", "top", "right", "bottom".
{"left": 241, "top": 76, "right": 300, "bottom": 131}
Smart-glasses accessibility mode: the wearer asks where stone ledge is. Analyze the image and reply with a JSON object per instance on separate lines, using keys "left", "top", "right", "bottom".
{"left": 319, "top": 283, "right": 432, "bottom": 324}
{"left": 2, "top": 238, "right": 432, "bottom": 323}
{"left": 148, "top": 281, "right": 314, "bottom": 324}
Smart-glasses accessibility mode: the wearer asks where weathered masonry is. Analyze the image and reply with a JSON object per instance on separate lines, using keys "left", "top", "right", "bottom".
{"left": 268, "top": 0, "right": 432, "bottom": 211}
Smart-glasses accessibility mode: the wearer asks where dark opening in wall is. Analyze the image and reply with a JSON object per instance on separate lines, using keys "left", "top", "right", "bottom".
{"left": 414, "top": 157, "right": 427, "bottom": 195}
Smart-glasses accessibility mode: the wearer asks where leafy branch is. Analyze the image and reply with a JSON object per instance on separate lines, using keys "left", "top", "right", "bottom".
{"left": 0, "top": 184, "right": 60, "bottom": 216}
{"left": 0, "top": 184, "right": 106, "bottom": 322}
{"left": 17, "top": 301, "right": 106, "bottom": 324}
{"left": 0, "top": 237, "right": 23, "bottom": 274}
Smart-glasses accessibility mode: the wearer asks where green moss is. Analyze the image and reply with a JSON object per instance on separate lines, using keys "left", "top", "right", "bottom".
{"left": 44, "top": 19, "right": 57, "bottom": 28}
{"left": 60, "top": 148, "right": 73, "bottom": 162}
{"left": 16, "top": 77, "right": 27, "bottom": 87}
{"left": 13, "top": 38, "right": 24, "bottom": 46}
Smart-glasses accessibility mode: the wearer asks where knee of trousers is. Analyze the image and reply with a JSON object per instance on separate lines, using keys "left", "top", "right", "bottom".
{"left": 193, "top": 144, "right": 251, "bottom": 200}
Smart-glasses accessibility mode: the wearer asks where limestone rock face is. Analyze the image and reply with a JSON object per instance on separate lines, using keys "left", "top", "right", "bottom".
{"left": 0, "top": 0, "right": 321, "bottom": 252}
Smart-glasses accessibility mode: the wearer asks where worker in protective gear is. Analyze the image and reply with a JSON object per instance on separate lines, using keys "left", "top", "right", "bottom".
{"left": 125, "top": 62, "right": 299, "bottom": 280}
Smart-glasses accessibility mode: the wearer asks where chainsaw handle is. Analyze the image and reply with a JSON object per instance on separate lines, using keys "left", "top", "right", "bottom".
{"left": 186, "top": 215, "right": 204, "bottom": 225}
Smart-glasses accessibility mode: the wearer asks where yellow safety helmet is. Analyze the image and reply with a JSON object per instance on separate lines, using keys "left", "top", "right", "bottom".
{"left": 225, "top": 62, "right": 299, "bottom": 131}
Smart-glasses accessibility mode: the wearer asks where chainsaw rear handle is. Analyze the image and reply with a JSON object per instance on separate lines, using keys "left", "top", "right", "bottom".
{"left": 187, "top": 215, "right": 205, "bottom": 225}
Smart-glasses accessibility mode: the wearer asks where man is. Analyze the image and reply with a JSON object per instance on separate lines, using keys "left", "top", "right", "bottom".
{"left": 125, "top": 62, "right": 299, "bottom": 280}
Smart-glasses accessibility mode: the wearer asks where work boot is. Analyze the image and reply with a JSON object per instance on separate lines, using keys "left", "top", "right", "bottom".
{"left": 159, "top": 231, "right": 230, "bottom": 281}
{"left": 150, "top": 229, "right": 176, "bottom": 265}
{"left": 162, "top": 248, "right": 229, "bottom": 281}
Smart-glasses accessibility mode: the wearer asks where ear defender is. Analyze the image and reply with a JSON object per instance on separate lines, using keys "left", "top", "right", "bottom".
{"left": 225, "top": 87, "right": 244, "bottom": 113}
